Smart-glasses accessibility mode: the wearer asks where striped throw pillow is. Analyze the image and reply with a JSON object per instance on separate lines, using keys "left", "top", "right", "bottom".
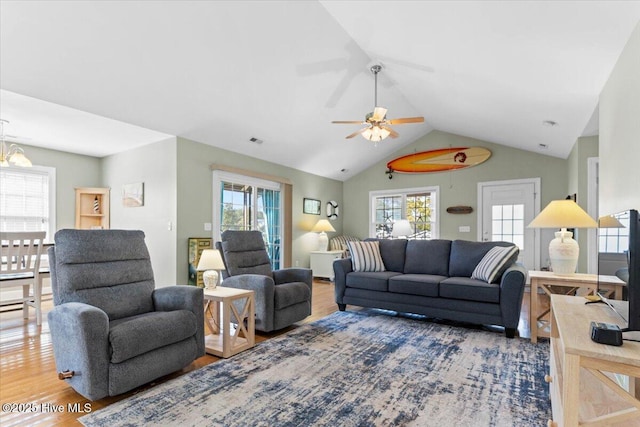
{"left": 471, "top": 245, "right": 519, "bottom": 283}
{"left": 347, "top": 241, "right": 386, "bottom": 272}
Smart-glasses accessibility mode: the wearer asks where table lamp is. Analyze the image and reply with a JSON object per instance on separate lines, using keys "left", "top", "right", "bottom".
{"left": 527, "top": 200, "right": 598, "bottom": 275}
{"left": 391, "top": 219, "right": 412, "bottom": 238}
{"left": 312, "top": 219, "right": 336, "bottom": 251}
{"left": 196, "top": 249, "right": 225, "bottom": 289}
{"left": 598, "top": 215, "right": 624, "bottom": 229}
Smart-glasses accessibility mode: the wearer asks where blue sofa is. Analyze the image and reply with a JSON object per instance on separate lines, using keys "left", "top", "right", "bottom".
{"left": 333, "top": 239, "right": 527, "bottom": 337}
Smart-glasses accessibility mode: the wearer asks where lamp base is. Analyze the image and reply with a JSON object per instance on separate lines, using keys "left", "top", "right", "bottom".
{"left": 317, "top": 231, "right": 329, "bottom": 251}
{"left": 203, "top": 270, "right": 219, "bottom": 289}
{"left": 549, "top": 229, "right": 579, "bottom": 275}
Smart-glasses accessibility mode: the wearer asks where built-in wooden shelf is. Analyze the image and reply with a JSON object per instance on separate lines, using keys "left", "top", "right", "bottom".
{"left": 75, "top": 187, "right": 110, "bottom": 229}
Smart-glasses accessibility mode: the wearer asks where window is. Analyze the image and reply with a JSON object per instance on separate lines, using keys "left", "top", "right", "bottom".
{"left": 0, "top": 166, "right": 56, "bottom": 241}
{"left": 491, "top": 204, "right": 525, "bottom": 249}
{"left": 599, "top": 211, "right": 630, "bottom": 253}
{"left": 214, "top": 171, "right": 282, "bottom": 269}
{"left": 370, "top": 186, "right": 439, "bottom": 239}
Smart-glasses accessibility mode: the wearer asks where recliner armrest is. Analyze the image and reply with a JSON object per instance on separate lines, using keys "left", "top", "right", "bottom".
{"left": 273, "top": 268, "right": 312, "bottom": 286}
{"left": 153, "top": 285, "right": 205, "bottom": 357}
{"left": 273, "top": 268, "right": 313, "bottom": 308}
{"left": 47, "top": 302, "right": 110, "bottom": 401}
{"left": 222, "top": 274, "right": 276, "bottom": 332}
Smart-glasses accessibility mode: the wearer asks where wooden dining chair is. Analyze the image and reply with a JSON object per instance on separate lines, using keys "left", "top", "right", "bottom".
{"left": 0, "top": 231, "right": 46, "bottom": 325}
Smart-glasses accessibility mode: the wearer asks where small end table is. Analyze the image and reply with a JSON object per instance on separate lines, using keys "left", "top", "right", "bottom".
{"left": 310, "top": 250, "right": 343, "bottom": 280}
{"left": 203, "top": 286, "right": 255, "bottom": 358}
{"left": 529, "top": 270, "right": 626, "bottom": 343}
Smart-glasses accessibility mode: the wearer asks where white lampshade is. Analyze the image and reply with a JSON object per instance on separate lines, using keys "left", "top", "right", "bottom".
{"left": 528, "top": 200, "right": 598, "bottom": 275}
{"left": 391, "top": 219, "right": 412, "bottom": 238}
{"left": 598, "top": 215, "right": 625, "bottom": 228}
{"left": 312, "top": 219, "right": 336, "bottom": 251}
{"left": 197, "top": 249, "right": 225, "bottom": 289}
{"left": 528, "top": 200, "right": 598, "bottom": 229}
{"left": 312, "top": 219, "right": 336, "bottom": 233}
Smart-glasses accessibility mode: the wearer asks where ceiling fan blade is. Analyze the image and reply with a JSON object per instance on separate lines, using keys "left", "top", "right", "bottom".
{"left": 383, "top": 126, "right": 399, "bottom": 138}
{"left": 345, "top": 127, "right": 369, "bottom": 139}
{"left": 372, "top": 107, "right": 387, "bottom": 122}
{"left": 332, "top": 120, "right": 365, "bottom": 124}
{"left": 385, "top": 116, "right": 424, "bottom": 125}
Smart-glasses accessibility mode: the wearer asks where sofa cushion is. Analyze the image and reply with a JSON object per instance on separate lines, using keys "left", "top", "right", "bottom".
{"left": 448, "top": 240, "right": 514, "bottom": 278}
{"left": 376, "top": 238, "right": 408, "bottom": 272}
{"left": 346, "top": 271, "right": 401, "bottom": 292}
{"left": 439, "top": 277, "right": 500, "bottom": 303}
{"left": 471, "top": 245, "right": 519, "bottom": 283}
{"left": 109, "top": 310, "right": 197, "bottom": 363}
{"left": 388, "top": 274, "right": 445, "bottom": 297}
{"left": 274, "top": 282, "right": 311, "bottom": 310}
{"left": 348, "top": 241, "right": 386, "bottom": 272}
{"left": 404, "top": 240, "right": 451, "bottom": 275}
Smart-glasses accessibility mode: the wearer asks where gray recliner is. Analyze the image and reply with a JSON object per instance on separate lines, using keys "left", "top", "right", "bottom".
{"left": 216, "top": 230, "right": 312, "bottom": 332}
{"left": 47, "top": 229, "right": 204, "bottom": 401}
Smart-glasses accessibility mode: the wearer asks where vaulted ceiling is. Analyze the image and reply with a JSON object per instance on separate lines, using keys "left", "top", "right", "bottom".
{"left": 1, "top": 1, "right": 639, "bottom": 180}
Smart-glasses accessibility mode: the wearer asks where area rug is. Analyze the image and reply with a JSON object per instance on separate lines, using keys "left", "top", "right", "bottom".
{"left": 80, "top": 310, "right": 550, "bottom": 427}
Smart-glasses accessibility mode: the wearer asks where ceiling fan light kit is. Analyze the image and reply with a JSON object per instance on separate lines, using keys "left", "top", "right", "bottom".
{"left": 332, "top": 65, "right": 424, "bottom": 144}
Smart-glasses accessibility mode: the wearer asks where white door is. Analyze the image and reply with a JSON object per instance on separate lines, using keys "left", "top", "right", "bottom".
{"left": 478, "top": 179, "right": 539, "bottom": 270}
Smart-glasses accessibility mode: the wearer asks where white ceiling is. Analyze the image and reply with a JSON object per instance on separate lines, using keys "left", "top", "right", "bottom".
{"left": 1, "top": 1, "right": 639, "bottom": 181}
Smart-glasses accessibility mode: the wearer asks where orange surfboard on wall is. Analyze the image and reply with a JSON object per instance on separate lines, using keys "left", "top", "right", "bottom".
{"left": 387, "top": 147, "right": 491, "bottom": 174}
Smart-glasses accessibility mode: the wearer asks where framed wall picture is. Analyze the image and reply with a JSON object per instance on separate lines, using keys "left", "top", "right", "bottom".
{"left": 303, "top": 198, "right": 321, "bottom": 215}
{"left": 122, "top": 182, "right": 144, "bottom": 207}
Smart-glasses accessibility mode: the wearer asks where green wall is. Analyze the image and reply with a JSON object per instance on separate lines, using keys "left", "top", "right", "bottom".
{"left": 175, "top": 137, "right": 343, "bottom": 284}
{"left": 343, "top": 130, "right": 568, "bottom": 242}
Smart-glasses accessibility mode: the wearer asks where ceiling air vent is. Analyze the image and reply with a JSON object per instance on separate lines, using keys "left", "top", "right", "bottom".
{"left": 249, "top": 137, "right": 263, "bottom": 144}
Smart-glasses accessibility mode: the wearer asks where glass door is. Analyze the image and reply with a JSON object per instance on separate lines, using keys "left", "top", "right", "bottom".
{"left": 214, "top": 172, "right": 282, "bottom": 270}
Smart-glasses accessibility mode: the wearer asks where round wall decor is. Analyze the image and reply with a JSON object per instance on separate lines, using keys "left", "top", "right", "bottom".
{"left": 326, "top": 200, "right": 339, "bottom": 220}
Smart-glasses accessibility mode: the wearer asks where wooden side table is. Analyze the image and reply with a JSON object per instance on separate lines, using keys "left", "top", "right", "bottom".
{"left": 548, "top": 295, "right": 640, "bottom": 426}
{"left": 203, "top": 287, "right": 255, "bottom": 358}
{"left": 529, "top": 270, "right": 626, "bottom": 343}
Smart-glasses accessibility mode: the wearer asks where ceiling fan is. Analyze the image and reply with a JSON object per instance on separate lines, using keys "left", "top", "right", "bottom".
{"left": 332, "top": 65, "right": 424, "bottom": 143}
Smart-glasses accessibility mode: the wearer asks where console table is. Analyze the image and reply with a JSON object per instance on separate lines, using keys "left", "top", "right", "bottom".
{"left": 529, "top": 270, "right": 626, "bottom": 343}
{"left": 548, "top": 295, "right": 640, "bottom": 426}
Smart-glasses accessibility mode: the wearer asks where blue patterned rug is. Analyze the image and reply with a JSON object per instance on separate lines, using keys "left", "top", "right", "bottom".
{"left": 80, "top": 310, "right": 550, "bottom": 426}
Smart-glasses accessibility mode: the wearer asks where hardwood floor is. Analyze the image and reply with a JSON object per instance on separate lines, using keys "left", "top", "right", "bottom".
{"left": 0, "top": 280, "right": 536, "bottom": 426}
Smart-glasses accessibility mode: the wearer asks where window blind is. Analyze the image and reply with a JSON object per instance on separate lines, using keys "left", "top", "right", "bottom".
{"left": 0, "top": 167, "right": 50, "bottom": 233}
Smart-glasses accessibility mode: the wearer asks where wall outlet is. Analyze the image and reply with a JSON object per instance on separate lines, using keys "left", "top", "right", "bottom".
{"left": 204, "top": 222, "right": 212, "bottom": 231}
{"left": 459, "top": 226, "right": 471, "bottom": 232}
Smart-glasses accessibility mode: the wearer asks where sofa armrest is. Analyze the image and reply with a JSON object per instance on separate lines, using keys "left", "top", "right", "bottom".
{"left": 153, "top": 285, "right": 205, "bottom": 357}
{"left": 499, "top": 264, "right": 527, "bottom": 330}
{"left": 47, "top": 302, "right": 110, "bottom": 401}
{"left": 222, "top": 274, "right": 276, "bottom": 332}
{"left": 333, "top": 258, "right": 353, "bottom": 305}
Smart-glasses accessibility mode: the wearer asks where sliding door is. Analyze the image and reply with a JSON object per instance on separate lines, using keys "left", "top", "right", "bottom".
{"left": 213, "top": 171, "right": 282, "bottom": 269}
